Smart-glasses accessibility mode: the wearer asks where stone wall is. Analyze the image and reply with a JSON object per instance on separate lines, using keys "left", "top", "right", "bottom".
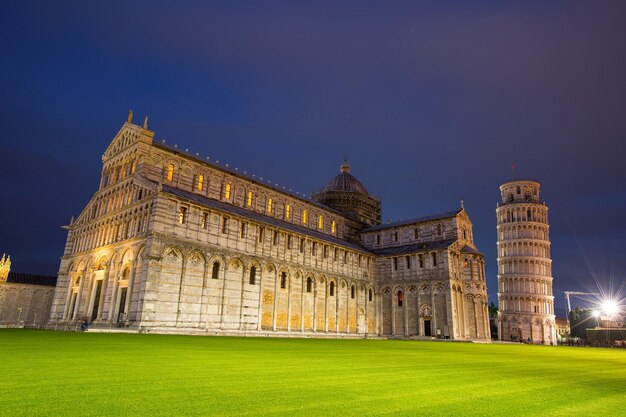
{"left": 0, "top": 283, "right": 55, "bottom": 325}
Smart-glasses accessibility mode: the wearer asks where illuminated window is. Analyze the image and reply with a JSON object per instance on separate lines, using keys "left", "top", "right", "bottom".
{"left": 285, "top": 204, "right": 291, "bottom": 220}
{"left": 267, "top": 198, "right": 272, "bottom": 213}
{"left": 197, "top": 175, "right": 204, "bottom": 191}
{"left": 224, "top": 183, "right": 231, "bottom": 200}
{"left": 247, "top": 191, "right": 253, "bottom": 207}
{"left": 318, "top": 216, "right": 323, "bottom": 229}
{"left": 178, "top": 207, "right": 187, "bottom": 224}
{"left": 212, "top": 262, "right": 220, "bottom": 279}
{"left": 167, "top": 164, "right": 174, "bottom": 182}
{"left": 331, "top": 220, "right": 336, "bottom": 234}
{"left": 302, "top": 210, "right": 308, "bottom": 225}
{"left": 131, "top": 160, "right": 136, "bottom": 174}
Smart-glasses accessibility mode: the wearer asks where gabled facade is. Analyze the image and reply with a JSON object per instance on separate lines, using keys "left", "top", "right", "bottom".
{"left": 49, "top": 117, "right": 489, "bottom": 340}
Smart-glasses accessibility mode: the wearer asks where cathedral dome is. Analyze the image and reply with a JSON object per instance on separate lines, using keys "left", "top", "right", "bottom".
{"left": 321, "top": 161, "right": 369, "bottom": 195}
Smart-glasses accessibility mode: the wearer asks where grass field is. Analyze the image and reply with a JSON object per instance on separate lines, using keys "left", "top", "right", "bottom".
{"left": 1, "top": 330, "right": 625, "bottom": 416}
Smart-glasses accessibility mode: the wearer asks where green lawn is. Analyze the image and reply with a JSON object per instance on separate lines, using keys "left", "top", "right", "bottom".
{"left": 1, "top": 330, "right": 625, "bottom": 416}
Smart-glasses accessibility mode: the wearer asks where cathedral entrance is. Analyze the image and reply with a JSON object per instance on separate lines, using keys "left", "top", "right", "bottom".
{"left": 90, "top": 280, "right": 103, "bottom": 322}
{"left": 510, "top": 326, "right": 521, "bottom": 342}
{"left": 357, "top": 311, "right": 366, "bottom": 334}
{"left": 423, "top": 319, "right": 432, "bottom": 336}
{"left": 117, "top": 287, "right": 128, "bottom": 323}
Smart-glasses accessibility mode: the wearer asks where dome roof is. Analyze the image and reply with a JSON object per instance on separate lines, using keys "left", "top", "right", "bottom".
{"left": 321, "top": 161, "right": 369, "bottom": 195}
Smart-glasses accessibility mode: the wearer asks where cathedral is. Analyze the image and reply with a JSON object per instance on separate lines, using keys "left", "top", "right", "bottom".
{"left": 49, "top": 115, "right": 490, "bottom": 340}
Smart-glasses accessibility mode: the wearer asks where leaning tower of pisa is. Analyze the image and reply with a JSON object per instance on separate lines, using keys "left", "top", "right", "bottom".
{"left": 496, "top": 179, "right": 556, "bottom": 344}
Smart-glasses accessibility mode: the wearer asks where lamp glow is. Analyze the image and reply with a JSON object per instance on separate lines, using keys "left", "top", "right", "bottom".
{"left": 602, "top": 300, "right": 618, "bottom": 316}
{"left": 592, "top": 310, "right": 601, "bottom": 318}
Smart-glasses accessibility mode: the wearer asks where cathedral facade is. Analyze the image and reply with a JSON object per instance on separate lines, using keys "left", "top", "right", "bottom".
{"left": 49, "top": 116, "right": 490, "bottom": 340}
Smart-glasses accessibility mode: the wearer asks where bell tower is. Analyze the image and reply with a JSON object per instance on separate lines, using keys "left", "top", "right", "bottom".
{"left": 496, "top": 179, "right": 556, "bottom": 344}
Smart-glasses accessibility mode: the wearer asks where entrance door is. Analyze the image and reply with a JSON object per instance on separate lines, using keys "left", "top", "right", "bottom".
{"left": 91, "top": 280, "right": 103, "bottom": 322}
{"left": 424, "top": 319, "right": 432, "bottom": 336}
{"left": 511, "top": 326, "right": 521, "bottom": 342}
{"left": 357, "top": 313, "right": 366, "bottom": 334}
{"left": 117, "top": 287, "right": 128, "bottom": 323}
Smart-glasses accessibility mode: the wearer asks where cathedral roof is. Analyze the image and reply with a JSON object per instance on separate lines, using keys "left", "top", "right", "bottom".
{"left": 153, "top": 141, "right": 341, "bottom": 215}
{"left": 161, "top": 185, "right": 372, "bottom": 254}
{"left": 361, "top": 209, "right": 462, "bottom": 232}
{"left": 370, "top": 239, "right": 457, "bottom": 256}
{"left": 461, "top": 244, "right": 482, "bottom": 255}
{"left": 6, "top": 272, "right": 57, "bottom": 286}
{"left": 320, "top": 161, "right": 369, "bottom": 195}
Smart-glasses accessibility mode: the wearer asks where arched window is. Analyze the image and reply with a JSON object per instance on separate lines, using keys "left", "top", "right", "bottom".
{"left": 280, "top": 272, "right": 287, "bottom": 289}
{"left": 249, "top": 266, "right": 256, "bottom": 285}
{"left": 285, "top": 204, "right": 291, "bottom": 220}
{"left": 318, "top": 216, "right": 323, "bottom": 229}
{"left": 306, "top": 277, "right": 313, "bottom": 293}
{"left": 302, "top": 210, "right": 308, "bottom": 225}
{"left": 224, "top": 183, "right": 231, "bottom": 200}
{"left": 351, "top": 285, "right": 355, "bottom": 299}
{"left": 122, "top": 267, "right": 130, "bottom": 280}
{"left": 211, "top": 262, "right": 220, "bottom": 279}
{"left": 197, "top": 175, "right": 204, "bottom": 191}
{"left": 331, "top": 220, "right": 336, "bottom": 234}
{"left": 267, "top": 198, "right": 273, "bottom": 213}
{"left": 368, "top": 288, "right": 373, "bottom": 302}
{"left": 166, "top": 164, "right": 174, "bottom": 182}
{"left": 397, "top": 291, "right": 404, "bottom": 307}
{"left": 330, "top": 281, "right": 335, "bottom": 296}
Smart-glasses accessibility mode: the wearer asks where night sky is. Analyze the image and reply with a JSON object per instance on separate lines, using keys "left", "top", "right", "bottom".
{"left": 2, "top": 1, "right": 625, "bottom": 315}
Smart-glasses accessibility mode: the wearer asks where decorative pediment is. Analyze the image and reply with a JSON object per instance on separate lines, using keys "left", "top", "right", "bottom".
{"left": 102, "top": 122, "right": 154, "bottom": 162}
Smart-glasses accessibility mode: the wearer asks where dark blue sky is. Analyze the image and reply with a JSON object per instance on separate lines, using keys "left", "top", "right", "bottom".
{"left": 2, "top": 1, "right": 625, "bottom": 315}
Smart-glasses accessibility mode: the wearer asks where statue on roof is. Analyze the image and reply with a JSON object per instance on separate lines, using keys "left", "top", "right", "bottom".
{"left": 0, "top": 254, "right": 11, "bottom": 284}
{"left": 127, "top": 109, "right": 133, "bottom": 123}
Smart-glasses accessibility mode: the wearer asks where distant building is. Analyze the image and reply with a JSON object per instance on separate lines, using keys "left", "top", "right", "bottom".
{"left": 555, "top": 317, "right": 568, "bottom": 339}
{"left": 495, "top": 180, "right": 557, "bottom": 344}
{"left": 49, "top": 117, "right": 490, "bottom": 339}
{"left": 0, "top": 254, "right": 57, "bottom": 325}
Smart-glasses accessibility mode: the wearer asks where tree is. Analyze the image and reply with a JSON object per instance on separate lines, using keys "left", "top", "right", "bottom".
{"left": 568, "top": 308, "right": 594, "bottom": 339}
